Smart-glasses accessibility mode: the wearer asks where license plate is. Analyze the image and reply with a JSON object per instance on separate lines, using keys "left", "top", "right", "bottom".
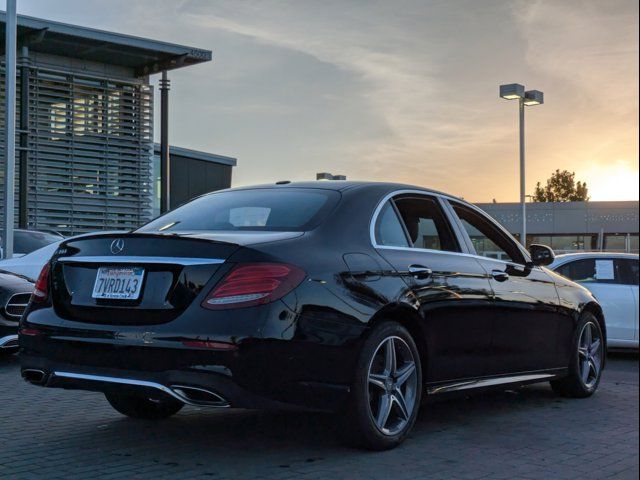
{"left": 92, "top": 267, "right": 145, "bottom": 300}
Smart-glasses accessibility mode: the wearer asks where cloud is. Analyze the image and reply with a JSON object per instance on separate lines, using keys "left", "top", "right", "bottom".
{"left": 178, "top": 1, "right": 525, "bottom": 190}
{"left": 19, "top": 0, "right": 639, "bottom": 200}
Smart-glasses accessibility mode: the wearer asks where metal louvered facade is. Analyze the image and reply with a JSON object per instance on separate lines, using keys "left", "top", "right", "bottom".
{"left": 1, "top": 13, "right": 213, "bottom": 239}
{"left": 1, "top": 64, "right": 153, "bottom": 235}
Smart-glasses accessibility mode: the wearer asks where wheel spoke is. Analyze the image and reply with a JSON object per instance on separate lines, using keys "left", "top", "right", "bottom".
{"left": 395, "top": 362, "right": 416, "bottom": 387}
{"left": 583, "top": 323, "right": 592, "bottom": 347}
{"left": 581, "top": 360, "right": 590, "bottom": 383}
{"left": 384, "top": 338, "right": 397, "bottom": 374}
{"left": 391, "top": 389, "right": 410, "bottom": 421}
{"left": 590, "top": 338, "right": 601, "bottom": 354}
{"left": 578, "top": 347, "right": 588, "bottom": 359}
{"left": 376, "top": 393, "right": 392, "bottom": 429}
{"left": 369, "top": 373, "right": 387, "bottom": 390}
{"left": 589, "top": 358, "right": 600, "bottom": 378}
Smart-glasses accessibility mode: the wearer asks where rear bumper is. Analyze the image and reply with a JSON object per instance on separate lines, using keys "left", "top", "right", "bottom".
{"left": 19, "top": 295, "right": 364, "bottom": 412}
{"left": 20, "top": 355, "right": 304, "bottom": 409}
{"left": 19, "top": 336, "right": 352, "bottom": 412}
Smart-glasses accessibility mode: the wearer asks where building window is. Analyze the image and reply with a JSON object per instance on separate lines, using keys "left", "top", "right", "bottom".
{"left": 527, "top": 235, "right": 596, "bottom": 253}
{"left": 604, "top": 234, "right": 627, "bottom": 252}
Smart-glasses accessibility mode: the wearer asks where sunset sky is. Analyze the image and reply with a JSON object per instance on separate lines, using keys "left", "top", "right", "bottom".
{"left": 15, "top": 0, "right": 639, "bottom": 202}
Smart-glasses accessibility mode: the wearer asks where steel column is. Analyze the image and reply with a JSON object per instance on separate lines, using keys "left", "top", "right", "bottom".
{"left": 19, "top": 46, "right": 30, "bottom": 229}
{"left": 519, "top": 97, "right": 526, "bottom": 247}
{"left": 159, "top": 71, "right": 170, "bottom": 213}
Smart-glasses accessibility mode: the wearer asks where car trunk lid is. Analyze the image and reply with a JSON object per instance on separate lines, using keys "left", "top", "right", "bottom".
{"left": 50, "top": 233, "right": 240, "bottom": 325}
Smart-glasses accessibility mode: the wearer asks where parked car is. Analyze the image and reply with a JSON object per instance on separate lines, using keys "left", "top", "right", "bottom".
{"left": 20, "top": 182, "right": 606, "bottom": 450}
{"left": 0, "top": 229, "right": 64, "bottom": 259}
{"left": 1, "top": 269, "right": 34, "bottom": 355}
{"left": 0, "top": 241, "right": 63, "bottom": 281}
{"left": 0, "top": 231, "right": 126, "bottom": 281}
{"left": 550, "top": 252, "right": 639, "bottom": 349}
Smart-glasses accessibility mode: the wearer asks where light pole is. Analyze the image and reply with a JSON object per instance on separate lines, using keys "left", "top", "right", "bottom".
{"left": 499, "top": 84, "right": 543, "bottom": 247}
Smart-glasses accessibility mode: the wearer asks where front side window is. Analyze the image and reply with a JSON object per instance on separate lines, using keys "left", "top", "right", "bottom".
{"left": 138, "top": 188, "right": 340, "bottom": 232}
{"left": 451, "top": 202, "right": 525, "bottom": 264}
{"left": 618, "top": 259, "right": 639, "bottom": 286}
{"left": 393, "top": 196, "right": 459, "bottom": 252}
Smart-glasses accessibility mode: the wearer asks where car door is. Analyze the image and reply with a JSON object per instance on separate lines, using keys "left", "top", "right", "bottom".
{"left": 447, "top": 200, "right": 569, "bottom": 375}
{"left": 556, "top": 257, "right": 637, "bottom": 344}
{"left": 372, "top": 193, "right": 494, "bottom": 383}
{"left": 619, "top": 258, "right": 640, "bottom": 342}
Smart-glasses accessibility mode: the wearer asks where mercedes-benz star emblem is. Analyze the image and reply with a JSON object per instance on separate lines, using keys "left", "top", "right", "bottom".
{"left": 110, "top": 238, "right": 125, "bottom": 255}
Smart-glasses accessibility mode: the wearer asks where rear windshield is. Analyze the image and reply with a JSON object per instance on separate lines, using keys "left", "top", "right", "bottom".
{"left": 138, "top": 188, "right": 340, "bottom": 233}
{"left": 13, "top": 230, "right": 64, "bottom": 254}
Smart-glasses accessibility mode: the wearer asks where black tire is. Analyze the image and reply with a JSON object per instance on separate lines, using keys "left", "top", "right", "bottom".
{"left": 105, "top": 392, "right": 184, "bottom": 419}
{"left": 550, "top": 312, "right": 604, "bottom": 398}
{"left": 343, "top": 321, "right": 422, "bottom": 450}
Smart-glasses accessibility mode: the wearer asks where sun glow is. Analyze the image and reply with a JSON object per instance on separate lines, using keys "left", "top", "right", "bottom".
{"left": 582, "top": 160, "right": 639, "bottom": 201}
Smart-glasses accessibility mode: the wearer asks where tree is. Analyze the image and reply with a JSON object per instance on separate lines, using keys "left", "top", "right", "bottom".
{"left": 533, "top": 169, "right": 589, "bottom": 202}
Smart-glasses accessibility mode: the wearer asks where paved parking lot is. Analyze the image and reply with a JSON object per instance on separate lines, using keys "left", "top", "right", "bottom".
{"left": 1, "top": 354, "right": 637, "bottom": 480}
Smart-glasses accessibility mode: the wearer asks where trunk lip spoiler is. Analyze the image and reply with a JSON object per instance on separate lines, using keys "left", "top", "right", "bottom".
{"left": 56, "top": 256, "right": 225, "bottom": 266}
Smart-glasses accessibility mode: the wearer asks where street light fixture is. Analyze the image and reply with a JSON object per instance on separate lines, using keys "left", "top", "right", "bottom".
{"left": 523, "top": 90, "right": 544, "bottom": 106}
{"left": 499, "top": 83, "right": 544, "bottom": 247}
{"left": 499, "top": 83, "right": 525, "bottom": 100}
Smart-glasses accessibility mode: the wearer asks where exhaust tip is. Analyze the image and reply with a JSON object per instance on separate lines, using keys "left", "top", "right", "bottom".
{"left": 22, "top": 369, "right": 48, "bottom": 385}
{"left": 170, "top": 385, "right": 229, "bottom": 407}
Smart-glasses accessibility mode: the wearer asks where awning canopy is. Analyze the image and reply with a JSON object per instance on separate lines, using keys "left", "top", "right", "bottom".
{"left": 0, "top": 12, "right": 212, "bottom": 76}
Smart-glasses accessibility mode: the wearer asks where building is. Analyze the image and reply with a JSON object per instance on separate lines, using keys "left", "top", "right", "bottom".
{"left": 1, "top": 13, "right": 233, "bottom": 236}
{"left": 478, "top": 201, "right": 639, "bottom": 254}
{"left": 151, "top": 144, "right": 236, "bottom": 217}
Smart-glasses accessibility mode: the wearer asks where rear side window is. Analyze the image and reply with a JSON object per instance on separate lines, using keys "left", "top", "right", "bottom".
{"left": 374, "top": 202, "right": 410, "bottom": 247}
{"left": 138, "top": 189, "right": 340, "bottom": 232}
{"left": 555, "top": 258, "right": 625, "bottom": 284}
{"left": 393, "top": 196, "right": 459, "bottom": 252}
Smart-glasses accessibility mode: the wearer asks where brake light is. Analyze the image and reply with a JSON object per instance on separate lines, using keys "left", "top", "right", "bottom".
{"left": 202, "top": 263, "right": 306, "bottom": 310}
{"left": 31, "top": 263, "right": 51, "bottom": 303}
{"left": 19, "top": 328, "right": 43, "bottom": 336}
{"left": 181, "top": 340, "right": 238, "bottom": 350}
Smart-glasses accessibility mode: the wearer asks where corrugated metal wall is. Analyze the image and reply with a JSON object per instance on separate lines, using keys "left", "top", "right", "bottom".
{"left": 1, "top": 64, "right": 153, "bottom": 235}
{"left": 169, "top": 155, "right": 233, "bottom": 210}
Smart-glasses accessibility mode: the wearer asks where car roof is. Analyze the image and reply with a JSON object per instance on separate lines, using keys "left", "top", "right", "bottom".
{"left": 215, "top": 180, "right": 465, "bottom": 199}
{"left": 551, "top": 252, "right": 639, "bottom": 266}
{"left": 13, "top": 228, "right": 64, "bottom": 237}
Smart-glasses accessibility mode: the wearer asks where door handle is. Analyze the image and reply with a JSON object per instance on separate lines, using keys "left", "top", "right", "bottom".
{"left": 491, "top": 270, "right": 509, "bottom": 282}
{"left": 408, "top": 265, "right": 432, "bottom": 279}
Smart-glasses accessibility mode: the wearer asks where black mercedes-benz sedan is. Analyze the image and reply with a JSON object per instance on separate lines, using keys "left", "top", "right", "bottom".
{"left": 20, "top": 182, "right": 605, "bottom": 450}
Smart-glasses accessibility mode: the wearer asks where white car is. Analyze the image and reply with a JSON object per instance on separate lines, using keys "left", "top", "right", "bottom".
{"left": 550, "top": 252, "right": 639, "bottom": 349}
{"left": 0, "top": 241, "right": 63, "bottom": 280}
{"left": 0, "top": 231, "right": 127, "bottom": 281}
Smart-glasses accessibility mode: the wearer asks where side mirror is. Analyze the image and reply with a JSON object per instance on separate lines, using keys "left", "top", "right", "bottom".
{"left": 529, "top": 244, "right": 555, "bottom": 266}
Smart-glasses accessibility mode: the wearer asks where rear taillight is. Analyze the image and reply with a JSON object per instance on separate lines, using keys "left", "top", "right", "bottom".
{"left": 202, "top": 263, "right": 305, "bottom": 310}
{"left": 31, "top": 263, "right": 51, "bottom": 303}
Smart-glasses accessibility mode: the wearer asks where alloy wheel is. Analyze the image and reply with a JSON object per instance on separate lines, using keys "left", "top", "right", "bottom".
{"left": 366, "top": 336, "right": 418, "bottom": 436}
{"left": 578, "top": 321, "right": 602, "bottom": 389}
